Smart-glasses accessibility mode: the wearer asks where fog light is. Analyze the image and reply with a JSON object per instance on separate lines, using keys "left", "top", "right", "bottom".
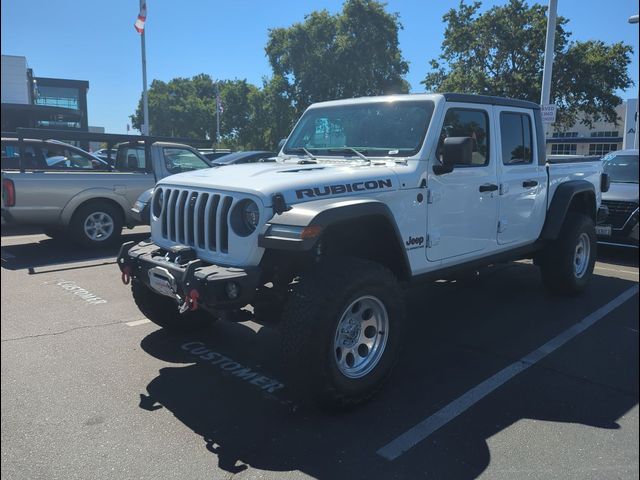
{"left": 225, "top": 281, "right": 240, "bottom": 300}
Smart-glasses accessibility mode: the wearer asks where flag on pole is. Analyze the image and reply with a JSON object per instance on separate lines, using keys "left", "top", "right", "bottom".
{"left": 216, "top": 93, "right": 224, "bottom": 114}
{"left": 134, "top": 2, "right": 147, "bottom": 33}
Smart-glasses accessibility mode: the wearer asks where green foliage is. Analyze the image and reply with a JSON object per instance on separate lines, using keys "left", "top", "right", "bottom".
{"left": 423, "top": 0, "right": 633, "bottom": 127}
{"left": 131, "top": 0, "right": 410, "bottom": 149}
{"left": 266, "top": 0, "right": 409, "bottom": 115}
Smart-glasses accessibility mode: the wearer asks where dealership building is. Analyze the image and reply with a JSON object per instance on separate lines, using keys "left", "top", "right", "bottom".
{"left": 545, "top": 100, "right": 638, "bottom": 157}
{"left": 1, "top": 55, "right": 92, "bottom": 135}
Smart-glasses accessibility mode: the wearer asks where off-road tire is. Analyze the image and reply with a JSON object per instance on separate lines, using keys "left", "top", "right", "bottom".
{"left": 131, "top": 279, "right": 216, "bottom": 331}
{"left": 279, "top": 257, "right": 405, "bottom": 408}
{"left": 70, "top": 201, "right": 123, "bottom": 248}
{"left": 539, "top": 213, "right": 596, "bottom": 295}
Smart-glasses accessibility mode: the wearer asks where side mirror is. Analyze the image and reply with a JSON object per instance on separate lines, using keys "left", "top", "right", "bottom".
{"left": 277, "top": 138, "right": 287, "bottom": 151}
{"left": 433, "top": 137, "right": 473, "bottom": 175}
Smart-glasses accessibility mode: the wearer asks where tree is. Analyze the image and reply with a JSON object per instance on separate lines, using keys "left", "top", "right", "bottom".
{"left": 131, "top": 74, "right": 216, "bottom": 138}
{"left": 423, "top": 0, "right": 633, "bottom": 127}
{"left": 266, "top": 0, "right": 409, "bottom": 115}
{"left": 133, "top": 75, "right": 279, "bottom": 148}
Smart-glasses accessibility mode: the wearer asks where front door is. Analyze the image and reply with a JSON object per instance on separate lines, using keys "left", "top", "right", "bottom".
{"left": 426, "top": 105, "right": 499, "bottom": 262}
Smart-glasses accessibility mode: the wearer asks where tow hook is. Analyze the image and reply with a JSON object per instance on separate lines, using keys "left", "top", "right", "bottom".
{"left": 121, "top": 266, "right": 132, "bottom": 285}
{"left": 178, "top": 289, "right": 200, "bottom": 314}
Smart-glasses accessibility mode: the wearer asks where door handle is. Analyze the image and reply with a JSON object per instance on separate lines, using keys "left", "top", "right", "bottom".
{"left": 522, "top": 180, "right": 538, "bottom": 188}
{"left": 479, "top": 183, "right": 499, "bottom": 192}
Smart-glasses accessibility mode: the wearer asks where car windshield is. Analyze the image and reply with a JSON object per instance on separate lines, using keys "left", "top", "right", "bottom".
{"left": 283, "top": 100, "right": 434, "bottom": 157}
{"left": 602, "top": 153, "right": 639, "bottom": 183}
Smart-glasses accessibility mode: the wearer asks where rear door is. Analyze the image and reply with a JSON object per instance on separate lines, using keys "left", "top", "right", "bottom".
{"left": 426, "top": 104, "right": 499, "bottom": 262}
{"left": 494, "top": 108, "right": 547, "bottom": 245}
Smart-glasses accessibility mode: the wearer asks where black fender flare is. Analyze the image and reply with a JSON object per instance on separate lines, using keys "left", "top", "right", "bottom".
{"left": 259, "top": 197, "right": 411, "bottom": 278}
{"left": 539, "top": 180, "right": 596, "bottom": 241}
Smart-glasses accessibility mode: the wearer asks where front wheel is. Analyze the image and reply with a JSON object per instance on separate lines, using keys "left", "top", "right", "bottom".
{"left": 280, "top": 257, "right": 405, "bottom": 408}
{"left": 539, "top": 213, "right": 596, "bottom": 295}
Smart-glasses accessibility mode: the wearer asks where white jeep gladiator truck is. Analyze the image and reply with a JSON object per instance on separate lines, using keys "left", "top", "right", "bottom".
{"left": 118, "top": 93, "right": 609, "bottom": 407}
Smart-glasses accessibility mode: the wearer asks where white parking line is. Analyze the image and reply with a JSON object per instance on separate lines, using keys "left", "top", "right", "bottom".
{"left": 595, "top": 266, "right": 639, "bottom": 276}
{"left": 376, "top": 284, "right": 639, "bottom": 461}
{"left": 126, "top": 319, "right": 152, "bottom": 327}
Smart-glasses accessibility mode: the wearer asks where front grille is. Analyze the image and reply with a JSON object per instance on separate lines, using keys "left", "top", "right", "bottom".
{"left": 157, "top": 187, "right": 234, "bottom": 253}
{"left": 602, "top": 200, "right": 638, "bottom": 229}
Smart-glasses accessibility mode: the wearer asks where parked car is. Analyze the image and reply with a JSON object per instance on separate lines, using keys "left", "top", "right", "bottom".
{"left": 199, "top": 148, "right": 232, "bottom": 161}
{"left": 211, "top": 150, "right": 276, "bottom": 165}
{"left": 1, "top": 137, "right": 212, "bottom": 247}
{"left": 131, "top": 151, "right": 276, "bottom": 224}
{"left": 597, "top": 149, "right": 639, "bottom": 246}
{"left": 92, "top": 148, "right": 118, "bottom": 163}
{"left": 118, "top": 93, "right": 607, "bottom": 407}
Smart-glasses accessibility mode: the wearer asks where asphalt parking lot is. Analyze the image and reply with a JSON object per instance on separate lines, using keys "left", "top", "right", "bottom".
{"left": 1, "top": 226, "right": 638, "bottom": 480}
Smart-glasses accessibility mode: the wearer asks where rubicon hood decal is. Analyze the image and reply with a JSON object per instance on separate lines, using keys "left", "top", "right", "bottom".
{"left": 295, "top": 179, "right": 393, "bottom": 199}
{"left": 157, "top": 162, "right": 399, "bottom": 206}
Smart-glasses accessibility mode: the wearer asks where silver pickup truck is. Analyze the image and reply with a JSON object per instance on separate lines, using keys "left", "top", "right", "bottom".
{"left": 1, "top": 136, "right": 212, "bottom": 247}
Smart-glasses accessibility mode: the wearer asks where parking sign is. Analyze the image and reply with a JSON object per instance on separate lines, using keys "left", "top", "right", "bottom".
{"left": 541, "top": 104, "right": 557, "bottom": 124}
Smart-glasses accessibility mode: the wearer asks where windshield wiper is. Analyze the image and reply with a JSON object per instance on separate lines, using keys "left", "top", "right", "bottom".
{"left": 289, "top": 147, "right": 317, "bottom": 163}
{"left": 328, "top": 147, "right": 370, "bottom": 164}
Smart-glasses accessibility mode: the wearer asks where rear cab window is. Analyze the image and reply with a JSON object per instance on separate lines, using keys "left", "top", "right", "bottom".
{"left": 41, "top": 144, "right": 108, "bottom": 170}
{"left": 499, "top": 112, "right": 533, "bottom": 165}
{"left": 116, "top": 146, "right": 147, "bottom": 172}
{"left": 2, "top": 141, "right": 46, "bottom": 170}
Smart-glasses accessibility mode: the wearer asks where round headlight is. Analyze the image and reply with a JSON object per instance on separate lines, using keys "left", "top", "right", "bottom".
{"left": 151, "top": 188, "right": 163, "bottom": 218}
{"left": 243, "top": 201, "right": 260, "bottom": 231}
{"left": 231, "top": 199, "right": 260, "bottom": 236}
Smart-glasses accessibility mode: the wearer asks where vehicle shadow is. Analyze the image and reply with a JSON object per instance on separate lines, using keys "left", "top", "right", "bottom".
{"left": 137, "top": 263, "right": 638, "bottom": 479}
{"left": 0, "top": 230, "right": 150, "bottom": 273}
{"left": 597, "top": 244, "right": 639, "bottom": 269}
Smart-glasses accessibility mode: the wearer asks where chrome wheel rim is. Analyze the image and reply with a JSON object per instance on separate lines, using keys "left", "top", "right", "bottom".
{"left": 574, "top": 232, "right": 591, "bottom": 278}
{"left": 333, "top": 295, "right": 389, "bottom": 379}
{"left": 84, "top": 211, "right": 114, "bottom": 241}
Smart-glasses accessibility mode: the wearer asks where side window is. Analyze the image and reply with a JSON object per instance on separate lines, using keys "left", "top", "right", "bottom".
{"left": 438, "top": 108, "right": 490, "bottom": 166}
{"left": 1, "top": 142, "right": 45, "bottom": 169}
{"left": 41, "top": 145, "right": 105, "bottom": 170}
{"left": 500, "top": 112, "right": 533, "bottom": 165}
{"left": 116, "top": 147, "right": 146, "bottom": 172}
{"left": 163, "top": 148, "right": 209, "bottom": 173}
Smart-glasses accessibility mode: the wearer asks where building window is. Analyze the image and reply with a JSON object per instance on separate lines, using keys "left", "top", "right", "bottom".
{"left": 550, "top": 144, "right": 577, "bottom": 155}
{"left": 34, "top": 85, "right": 80, "bottom": 110}
{"left": 588, "top": 143, "right": 618, "bottom": 156}
{"left": 552, "top": 131, "right": 578, "bottom": 138}
{"left": 590, "top": 131, "right": 619, "bottom": 138}
{"left": 36, "top": 120, "right": 81, "bottom": 129}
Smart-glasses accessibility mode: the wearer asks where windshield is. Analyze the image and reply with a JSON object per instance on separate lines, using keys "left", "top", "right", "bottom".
{"left": 602, "top": 153, "right": 639, "bottom": 183}
{"left": 284, "top": 100, "right": 434, "bottom": 157}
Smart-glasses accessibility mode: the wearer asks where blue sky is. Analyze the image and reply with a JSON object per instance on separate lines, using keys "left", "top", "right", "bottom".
{"left": 2, "top": 0, "right": 638, "bottom": 133}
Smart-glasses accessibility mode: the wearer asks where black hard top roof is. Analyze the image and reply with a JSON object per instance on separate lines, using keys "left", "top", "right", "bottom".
{"left": 442, "top": 93, "right": 540, "bottom": 110}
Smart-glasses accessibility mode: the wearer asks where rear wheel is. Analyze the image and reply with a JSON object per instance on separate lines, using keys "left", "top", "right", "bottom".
{"left": 70, "top": 202, "right": 123, "bottom": 248}
{"left": 279, "top": 257, "right": 404, "bottom": 408}
{"left": 131, "top": 280, "right": 215, "bottom": 331}
{"left": 539, "top": 213, "right": 596, "bottom": 295}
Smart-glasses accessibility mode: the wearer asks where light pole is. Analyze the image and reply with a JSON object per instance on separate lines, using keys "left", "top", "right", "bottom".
{"left": 540, "top": 0, "right": 558, "bottom": 136}
{"left": 630, "top": 14, "right": 639, "bottom": 149}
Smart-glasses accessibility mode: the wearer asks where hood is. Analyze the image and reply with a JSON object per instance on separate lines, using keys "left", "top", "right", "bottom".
{"left": 156, "top": 160, "right": 400, "bottom": 206}
{"left": 602, "top": 182, "right": 639, "bottom": 203}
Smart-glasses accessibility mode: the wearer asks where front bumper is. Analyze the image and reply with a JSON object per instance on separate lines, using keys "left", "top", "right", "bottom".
{"left": 117, "top": 240, "right": 262, "bottom": 311}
